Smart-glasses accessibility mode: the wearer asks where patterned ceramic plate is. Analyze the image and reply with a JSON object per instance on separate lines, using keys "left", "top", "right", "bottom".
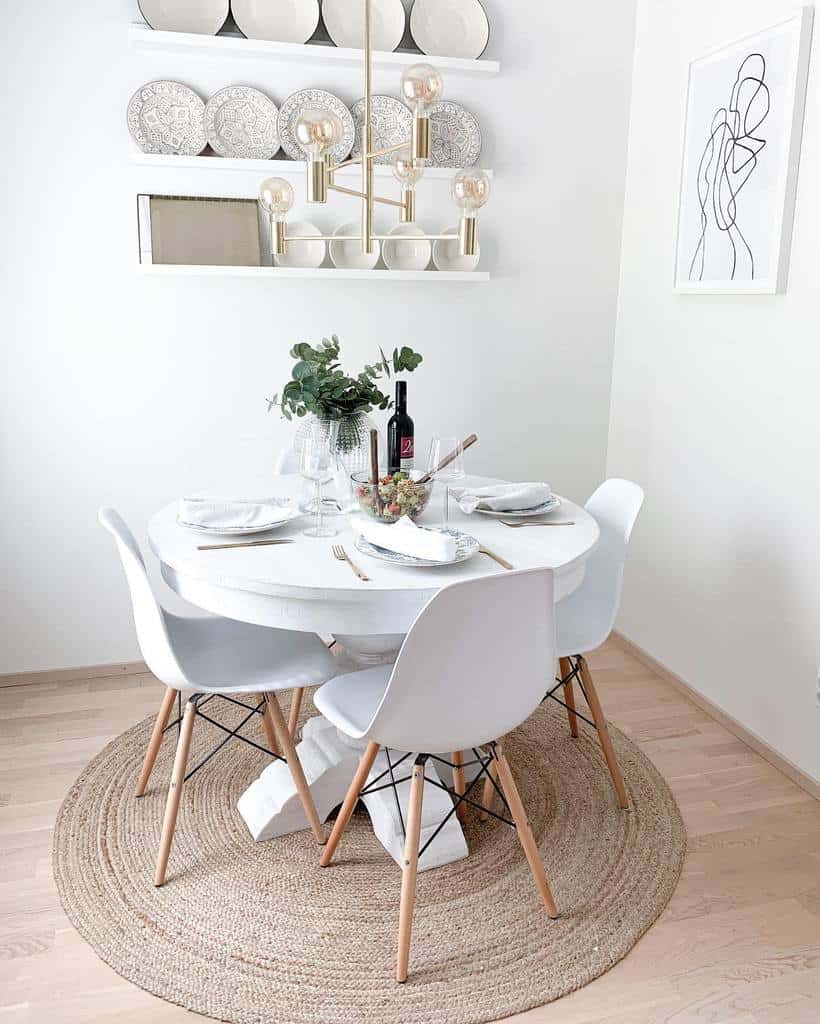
{"left": 473, "top": 496, "right": 563, "bottom": 518}
{"left": 277, "top": 89, "right": 355, "bottom": 163}
{"left": 428, "top": 100, "right": 482, "bottom": 167}
{"left": 355, "top": 527, "right": 479, "bottom": 566}
{"left": 127, "top": 80, "right": 207, "bottom": 156}
{"left": 349, "top": 95, "right": 412, "bottom": 164}
{"left": 204, "top": 86, "right": 280, "bottom": 159}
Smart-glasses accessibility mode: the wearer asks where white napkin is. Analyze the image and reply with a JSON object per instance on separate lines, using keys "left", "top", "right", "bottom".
{"left": 450, "top": 482, "right": 552, "bottom": 514}
{"left": 178, "top": 496, "right": 296, "bottom": 531}
{"left": 354, "top": 515, "right": 457, "bottom": 562}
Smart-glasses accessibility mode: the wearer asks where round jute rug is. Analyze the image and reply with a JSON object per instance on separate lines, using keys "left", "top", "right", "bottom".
{"left": 53, "top": 690, "right": 685, "bottom": 1024}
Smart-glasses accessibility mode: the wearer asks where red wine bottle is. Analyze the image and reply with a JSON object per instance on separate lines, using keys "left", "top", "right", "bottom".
{"left": 387, "top": 381, "right": 414, "bottom": 474}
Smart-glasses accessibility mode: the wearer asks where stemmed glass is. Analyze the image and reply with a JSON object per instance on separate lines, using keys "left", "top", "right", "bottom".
{"left": 300, "top": 433, "right": 338, "bottom": 538}
{"left": 427, "top": 437, "right": 465, "bottom": 530}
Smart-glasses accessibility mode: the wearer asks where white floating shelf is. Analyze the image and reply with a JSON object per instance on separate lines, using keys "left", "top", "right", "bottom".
{"left": 138, "top": 265, "right": 489, "bottom": 282}
{"left": 128, "top": 22, "right": 500, "bottom": 76}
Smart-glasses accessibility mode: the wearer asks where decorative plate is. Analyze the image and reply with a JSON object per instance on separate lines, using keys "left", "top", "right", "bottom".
{"left": 322, "top": 0, "right": 406, "bottom": 51}
{"left": 473, "top": 496, "right": 563, "bottom": 518}
{"left": 349, "top": 95, "right": 412, "bottom": 165}
{"left": 329, "top": 222, "right": 380, "bottom": 270}
{"left": 355, "top": 527, "right": 479, "bottom": 566}
{"left": 277, "top": 89, "right": 355, "bottom": 163}
{"left": 204, "top": 86, "right": 280, "bottom": 159}
{"left": 231, "top": 0, "right": 320, "bottom": 43}
{"left": 382, "top": 224, "right": 431, "bottom": 271}
{"left": 178, "top": 500, "right": 301, "bottom": 535}
{"left": 127, "top": 80, "right": 207, "bottom": 156}
{"left": 432, "top": 225, "right": 480, "bottom": 272}
{"left": 409, "top": 0, "right": 490, "bottom": 59}
{"left": 274, "top": 220, "right": 326, "bottom": 268}
{"left": 428, "top": 100, "right": 482, "bottom": 167}
{"left": 137, "top": 0, "right": 229, "bottom": 35}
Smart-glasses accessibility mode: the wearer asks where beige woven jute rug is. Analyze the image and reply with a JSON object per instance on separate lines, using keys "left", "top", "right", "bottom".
{"left": 53, "top": 689, "right": 685, "bottom": 1024}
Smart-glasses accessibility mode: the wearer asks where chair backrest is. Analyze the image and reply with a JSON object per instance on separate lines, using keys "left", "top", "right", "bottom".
{"left": 362, "top": 568, "right": 555, "bottom": 754}
{"left": 98, "top": 508, "right": 186, "bottom": 688}
{"left": 560, "top": 478, "right": 644, "bottom": 653}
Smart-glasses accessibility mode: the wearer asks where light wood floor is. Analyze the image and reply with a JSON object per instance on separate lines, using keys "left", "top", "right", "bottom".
{"left": 1, "top": 640, "right": 819, "bottom": 1023}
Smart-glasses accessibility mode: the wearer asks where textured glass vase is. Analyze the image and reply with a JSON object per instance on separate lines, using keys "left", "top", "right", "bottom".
{"left": 292, "top": 413, "right": 376, "bottom": 511}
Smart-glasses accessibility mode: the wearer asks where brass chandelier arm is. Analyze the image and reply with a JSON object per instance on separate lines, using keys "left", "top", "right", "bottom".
{"left": 329, "top": 140, "right": 410, "bottom": 174}
{"left": 285, "top": 234, "right": 458, "bottom": 242}
{"left": 328, "top": 183, "right": 406, "bottom": 209}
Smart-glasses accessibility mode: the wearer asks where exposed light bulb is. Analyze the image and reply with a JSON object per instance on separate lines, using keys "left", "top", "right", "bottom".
{"left": 399, "top": 63, "right": 444, "bottom": 115}
{"left": 258, "top": 177, "right": 295, "bottom": 218}
{"left": 392, "top": 148, "right": 424, "bottom": 187}
{"left": 451, "top": 169, "right": 491, "bottom": 213}
{"left": 294, "top": 108, "right": 343, "bottom": 158}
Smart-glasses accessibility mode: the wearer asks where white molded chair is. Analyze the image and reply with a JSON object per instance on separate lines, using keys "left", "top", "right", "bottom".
{"left": 99, "top": 507, "right": 336, "bottom": 885}
{"left": 314, "top": 568, "right": 559, "bottom": 983}
{"left": 550, "top": 479, "right": 644, "bottom": 809}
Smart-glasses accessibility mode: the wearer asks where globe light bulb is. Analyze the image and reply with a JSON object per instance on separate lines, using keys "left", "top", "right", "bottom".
{"left": 258, "top": 177, "right": 294, "bottom": 218}
{"left": 392, "top": 149, "right": 424, "bottom": 187}
{"left": 294, "top": 108, "right": 343, "bottom": 158}
{"left": 399, "top": 63, "right": 444, "bottom": 115}
{"left": 451, "top": 169, "right": 491, "bottom": 213}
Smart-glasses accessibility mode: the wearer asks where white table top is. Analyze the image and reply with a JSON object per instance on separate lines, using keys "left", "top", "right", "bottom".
{"left": 149, "top": 475, "right": 598, "bottom": 635}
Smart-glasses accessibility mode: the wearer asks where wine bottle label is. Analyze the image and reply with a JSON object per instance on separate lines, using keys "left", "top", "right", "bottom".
{"left": 400, "top": 435, "right": 414, "bottom": 469}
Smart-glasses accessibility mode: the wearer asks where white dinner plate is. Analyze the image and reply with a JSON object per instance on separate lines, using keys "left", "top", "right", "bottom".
{"left": 432, "top": 225, "right": 480, "bottom": 272}
{"left": 127, "top": 80, "right": 207, "bottom": 156}
{"left": 322, "top": 0, "right": 406, "bottom": 51}
{"left": 382, "top": 223, "right": 431, "bottom": 271}
{"left": 277, "top": 88, "right": 355, "bottom": 163}
{"left": 329, "top": 221, "right": 380, "bottom": 270}
{"left": 472, "top": 496, "right": 563, "bottom": 518}
{"left": 178, "top": 503, "right": 302, "bottom": 535}
{"left": 275, "top": 220, "right": 326, "bottom": 268}
{"left": 409, "top": 0, "right": 490, "bottom": 59}
{"left": 355, "top": 528, "right": 479, "bottom": 566}
{"left": 139, "top": 0, "right": 229, "bottom": 33}
{"left": 204, "top": 86, "right": 280, "bottom": 159}
{"left": 231, "top": 0, "right": 320, "bottom": 43}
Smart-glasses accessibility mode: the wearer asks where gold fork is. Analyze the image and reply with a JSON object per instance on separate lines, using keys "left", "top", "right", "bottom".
{"left": 500, "top": 520, "right": 576, "bottom": 528}
{"left": 332, "top": 544, "right": 370, "bottom": 581}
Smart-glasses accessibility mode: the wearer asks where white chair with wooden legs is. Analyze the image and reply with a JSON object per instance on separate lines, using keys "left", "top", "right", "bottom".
{"left": 548, "top": 479, "right": 644, "bottom": 809}
{"left": 99, "top": 507, "right": 336, "bottom": 885}
{"left": 314, "top": 568, "right": 560, "bottom": 983}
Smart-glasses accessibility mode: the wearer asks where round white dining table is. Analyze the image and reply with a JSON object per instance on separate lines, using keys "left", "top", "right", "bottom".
{"left": 148, "top": 474, "right": 599, "bottom": 871}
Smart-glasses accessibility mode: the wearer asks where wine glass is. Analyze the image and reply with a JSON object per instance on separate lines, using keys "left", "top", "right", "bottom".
{"left": 427, "top": 437, "right": 466, "bottom": 530}
{"left": 300, "top": 433, "right": 337, "bottom": 538}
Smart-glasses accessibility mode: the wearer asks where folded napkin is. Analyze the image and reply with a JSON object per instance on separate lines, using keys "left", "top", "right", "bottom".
{"left": 178, "top": 496, "right": 296, "bottom": 531}
{"left": 354, "top": 515, "right": 457, "bottom": 562}
{"left": 450, "top": 482, "right": 552, "bottom": 514}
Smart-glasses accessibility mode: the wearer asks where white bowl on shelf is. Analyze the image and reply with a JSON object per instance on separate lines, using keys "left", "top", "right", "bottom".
{"left": 382, "top": 224, "right": 431, "bottom": 272}
{"left": 274, "top": 220, "right": 326, "bottom": 268}
{"left": 329, "top": 222, "right": 381, "bottom": 270}
{"left": 322, "top": 0, "right": 406, "bottom": 51}
{"left": 231, "top": 0, "right": 320, "bottom": 43}
{"left": 432, "top": 225, "right": 481, "bottom": 272}
{"left": 138, "top": 0, "right": 229, "bottom": 34}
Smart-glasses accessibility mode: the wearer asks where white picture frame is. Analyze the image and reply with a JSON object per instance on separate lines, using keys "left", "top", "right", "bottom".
{"left": 674, "top": 6, "right": 814, "bottom": 294}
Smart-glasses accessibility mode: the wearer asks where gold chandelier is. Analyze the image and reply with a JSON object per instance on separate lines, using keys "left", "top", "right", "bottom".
{"left": 258, "top": 0, "right": 491, "bottom": 261}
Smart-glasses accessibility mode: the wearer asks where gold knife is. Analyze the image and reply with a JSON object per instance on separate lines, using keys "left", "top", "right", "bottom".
{"left": 479, "top": 546, "right": 514, "bottom": 570}
{"left": 197, "top": 539, "right": 295, "bottom": 551}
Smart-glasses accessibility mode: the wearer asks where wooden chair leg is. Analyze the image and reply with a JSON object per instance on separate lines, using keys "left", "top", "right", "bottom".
{"left": 288, "top": 687, "right": 305, "bottom": 739}
{"left": 136, "top": 686, "right": 177, "bottom": 797}
{"left": 577, "top": 655, "right": 629, "bottom": 809}
{"left": 396, "top": 758, "right": 425, "bottom": 983}
{"left": 559, "top": 657, "right": 579, "bottom": 738}
{"left": 480, "top": 757, "right": 498, "bottom": 822}
{"left": 264, "top": 693, "right": 326, "bottom": 845}
{"left": 154, "top": 698, "right": 197, "bottom": 887}
{"left": 257, "top": 693, "right": 281, "bottom": 758}
{"left": 321, "top": 741, "right": 381, "bottom": 867}
{"left": 493, "top": 744, "right": 559, "bottom": 919}
{"left": 452, "top": 750, "right": 467, "bottom": 824}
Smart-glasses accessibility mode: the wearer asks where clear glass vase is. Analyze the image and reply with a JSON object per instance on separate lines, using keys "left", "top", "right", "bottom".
{"left": 293, "top": 413, "right": 376, "bottom": 513}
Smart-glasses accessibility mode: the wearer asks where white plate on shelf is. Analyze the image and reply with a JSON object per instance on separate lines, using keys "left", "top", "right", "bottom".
{"left": 473, "top": 496, "right": 563, "bottom": 518}
{"left": 139, "top": 0, "right": 229, "bottom": 34}
{"left": 204, "top": 86, "right": 280, "bottom": 159}
{"left": 350, "top": 95, "right": 413, "bottom": 164}
{"left": 231, "top": 0, "right": 320, "bottom": 43}
{"left": 432, "top": 225, "right": 480, "bottom": 272}
{"left": 329, "top": 222, "right": 380, "bottom": 270}
{"left": 127, "top": 80, "right": 207, "bottom": 155}
{"left": 409, "top": 0, "right": 490, "bottom": 59}
{"left": 277, "top": 88, "right": 355, "bottom": 163}
{"left": 275, "top": 220, "right": 326, "bottom": 268}
{"left": 355, "top": 528, "right": 479, "bottom": 566}
{"left": 382, "top": 224, "right": 431, "bottom": 271}
{"left": 429, "top": 100, "right": 482, "bottom": 167}
{"left": 322, "top": 0, "right": 406, "bottom": 51}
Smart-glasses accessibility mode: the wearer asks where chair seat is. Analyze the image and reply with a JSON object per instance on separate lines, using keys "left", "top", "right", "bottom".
{"left": 167, "top": 613, "right": 337, "bottom": 694}
{"left": 314, "top": 664, "right": 392, "bottom": 739}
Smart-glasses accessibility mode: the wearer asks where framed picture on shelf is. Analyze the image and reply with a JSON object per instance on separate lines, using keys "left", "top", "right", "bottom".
{"left": 137, "top": 195, "right": 262, "bottom": 267}
{"left": 674, "top": 7, "right": 813, "bottom": 294}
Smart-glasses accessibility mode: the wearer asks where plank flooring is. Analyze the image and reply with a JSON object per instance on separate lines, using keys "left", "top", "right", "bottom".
{"left": 1, "top": 640, "right": 818, "bottom": 1023}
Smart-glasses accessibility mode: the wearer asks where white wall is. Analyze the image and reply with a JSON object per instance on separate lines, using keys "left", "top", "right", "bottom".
{"left": 0, "top": 1, "right": 636, "bottom": 673}
{"left": 608, "top": 0, "right": 820, "bottom": 781}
